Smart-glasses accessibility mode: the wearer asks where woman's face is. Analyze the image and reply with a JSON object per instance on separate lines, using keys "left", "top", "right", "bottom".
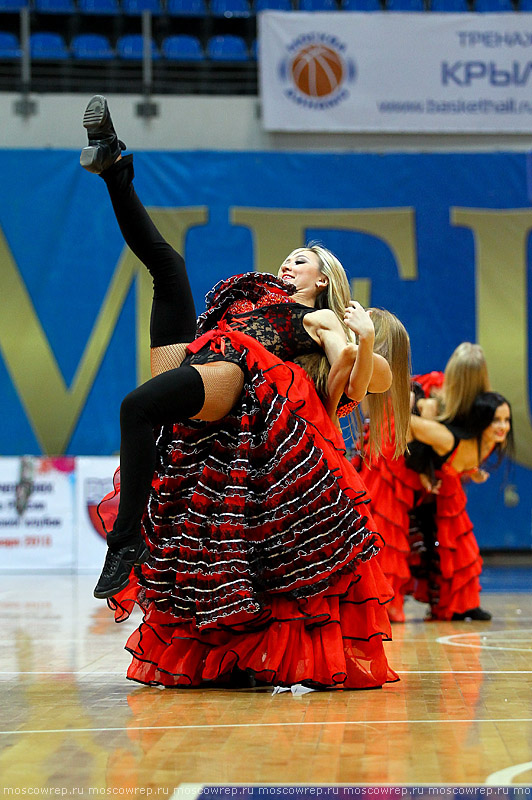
{"left": 277, "top": 249, "right": 328, "bottom": 298}
{"left": 483, "top": 402, "right": 511, "bottom": 446}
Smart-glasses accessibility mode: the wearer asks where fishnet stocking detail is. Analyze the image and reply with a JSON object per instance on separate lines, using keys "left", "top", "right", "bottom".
{"left": 150, "top": 344, "right": 189, "bottom": 377}
{"left": 191, "top": 363, "right": 244, "bottom": 421}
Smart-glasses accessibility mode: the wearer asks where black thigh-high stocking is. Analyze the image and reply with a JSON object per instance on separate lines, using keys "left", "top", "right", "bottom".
{"left": 100, "top": 155, "right": 197, "bottom": 347}
{"left": 99, "top": 156, "right": 202, "bottom": 549}
{"left": 107, "top": 365, "right": 205, "bottom": 550}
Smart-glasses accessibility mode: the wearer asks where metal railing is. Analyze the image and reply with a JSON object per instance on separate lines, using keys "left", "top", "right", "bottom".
{"left": 2, "top": 6, "right": 257, "bottom": 113}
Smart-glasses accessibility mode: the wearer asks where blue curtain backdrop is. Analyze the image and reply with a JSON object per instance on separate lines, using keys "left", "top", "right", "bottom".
{"left": 0, "top": 149, "right": 530, "bottom": 550}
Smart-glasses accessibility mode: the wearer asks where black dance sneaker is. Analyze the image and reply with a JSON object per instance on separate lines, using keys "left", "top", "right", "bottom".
{"left": 80, "top": 95, "right": 126, "bottom": 175}
{"left": 93, "top": 539, "right": 148, "bottom": 599}
{"left": 452, "top": 607, "right": 492, "bottom": 621}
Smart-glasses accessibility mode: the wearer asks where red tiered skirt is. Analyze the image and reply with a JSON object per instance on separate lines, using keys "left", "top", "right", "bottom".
{"left": 359, "top": 445, "right": 422, "bottom": 622}
{"left": 359, "top": 443, "right": 483, "bottom": 621}
{"left": 99, "top": 328, "right": 398, "bottom": 689}
{"left": 417, "top": 463, "right": 483, "bottom": 621}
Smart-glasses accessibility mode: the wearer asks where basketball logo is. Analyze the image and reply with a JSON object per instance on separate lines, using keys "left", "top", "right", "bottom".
{"left": 279, "top": 33, "right": 355, "bottom": 110}
{"left": 291, "top": 43, "right": 344, "bottom": 98}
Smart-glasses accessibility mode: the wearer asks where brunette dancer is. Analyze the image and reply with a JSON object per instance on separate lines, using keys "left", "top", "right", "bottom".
{"left": 405, "top": 391, "right": 512, "bottom": 621}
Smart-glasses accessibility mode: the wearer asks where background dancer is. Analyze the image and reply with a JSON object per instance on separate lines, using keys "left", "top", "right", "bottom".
{"left": 359, "top": 340, "right": 493, "bottom": 622}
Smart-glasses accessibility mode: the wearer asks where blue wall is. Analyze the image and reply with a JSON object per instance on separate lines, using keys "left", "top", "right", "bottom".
{"left": 0, "top": 149, "right": 530, "bottom": 549}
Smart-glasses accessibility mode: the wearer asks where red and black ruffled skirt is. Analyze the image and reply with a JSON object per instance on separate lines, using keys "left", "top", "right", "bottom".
{"left": 99, "top": 327, "right": 398, "bottom": 689}
{"left": 359, "top": 442, "right": 483, "bottom": 621}
{"left": 414, "top": 464, "right": 483, "bottom": 621}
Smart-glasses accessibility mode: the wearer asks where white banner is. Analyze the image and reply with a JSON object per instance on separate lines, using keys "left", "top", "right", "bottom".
{"left": 259, "top": 12, "right": 532, "bottom": 132}
{"left": 0, "top": 457, "right": 76, "bottom": 570}
{"left": 0, "top": 456, "right": 118, "bottom": 572}
{"left": 75, "top": 456, "right": 119, "bottom": 572}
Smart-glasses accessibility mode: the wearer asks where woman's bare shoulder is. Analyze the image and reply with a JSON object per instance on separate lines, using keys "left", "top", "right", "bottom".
{"left": 305, "top": 308, "right": 340, "bottom": 330}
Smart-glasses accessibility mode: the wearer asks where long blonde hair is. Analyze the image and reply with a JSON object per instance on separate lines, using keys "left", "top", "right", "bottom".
{"left": 292, "top": 244, "right": 353, "bottom": 406}
{"left": 293, "top": 245, "right": 411, "bottom": 457}
{"left": 365, "top": 308, "right": 411, "bottom": 458}
{"left": 440, "top": 342, "right": 490, "bottom": 422}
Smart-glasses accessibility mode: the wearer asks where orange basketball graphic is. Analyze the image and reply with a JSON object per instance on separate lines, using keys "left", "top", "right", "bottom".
{"left": 291, "top": 43, "right": 344, "bottom": 98}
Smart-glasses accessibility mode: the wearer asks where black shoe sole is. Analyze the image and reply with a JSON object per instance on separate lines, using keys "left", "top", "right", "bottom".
{"left": 80, "top": 95, "right": 123, "bottom": 174}
{"left": 93, "top": 543, "right": 149, "bottom": 600}
{"left": 83, "top": 94, "right": 108, "bottom": 134}
{"left": 93, "top": 572, "right": 131, "bottom": 600}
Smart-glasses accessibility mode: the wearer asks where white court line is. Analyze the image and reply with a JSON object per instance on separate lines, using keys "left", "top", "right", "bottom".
{"left": 0, "top": 635, "right": 138, "bottom": 644}
{"left": 437, "top": 628, "right": 532, "bottom": 651}
{"left": 1, "top": 717, "right": 532, "bottom": 737}
{"left": 404, "top": 669, "right": 531, "bottom": 675}
{"left": 0, "top": 671, "right": 127, "bottom": 675}
{"left": 486, "top": 761, "right": 532, "bottom": 785}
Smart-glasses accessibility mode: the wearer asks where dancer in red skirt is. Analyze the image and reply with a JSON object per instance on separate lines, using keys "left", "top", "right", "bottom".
{"left": 81, "top": 95, "right": 410, "bottom": 689}
{"left": 406, "top": 392, "right": 512, "bottom": 620}
{"left": 361, "top": 387, "right": 511, "bottom": 622}
{"left": 360, "top": 342, "right": 491, "bottom": 622}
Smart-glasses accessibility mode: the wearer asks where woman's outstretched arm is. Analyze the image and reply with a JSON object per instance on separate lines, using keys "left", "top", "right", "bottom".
{"left": 309, "top": 303, "right": 391, "bottom": 404}
{"left": 409, "top": 415, "right": 455, "bottom": 455}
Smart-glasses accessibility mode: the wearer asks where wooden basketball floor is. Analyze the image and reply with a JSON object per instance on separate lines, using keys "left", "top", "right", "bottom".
{"left": 1, "top": 560, "right": 531, "bottom": 793}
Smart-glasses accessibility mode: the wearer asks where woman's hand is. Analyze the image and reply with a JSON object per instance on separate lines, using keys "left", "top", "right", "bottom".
{"left": 344, "top": 301, "right": 375, "bottom": 342}
{"left": 419, "top": 473, "right": 442, "bottom": 494}
{"left": 470, "top": 468, "right": 489, "bottom": 484}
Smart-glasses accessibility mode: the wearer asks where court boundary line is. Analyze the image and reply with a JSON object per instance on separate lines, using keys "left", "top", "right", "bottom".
{"left": 2, "top": 717, "right": 532, "bottom": 737}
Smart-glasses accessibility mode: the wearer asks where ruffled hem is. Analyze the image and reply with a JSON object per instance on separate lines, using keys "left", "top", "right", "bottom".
{"left": 109, "top": 566, "right": 397, "bottom": 689}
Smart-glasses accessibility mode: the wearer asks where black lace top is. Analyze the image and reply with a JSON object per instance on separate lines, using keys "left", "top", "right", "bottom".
{"left": 185, "top": 272, "right": 323, "bottom": 367}
{"left": 227, "top": 303, "right": 321, "bottom": 361}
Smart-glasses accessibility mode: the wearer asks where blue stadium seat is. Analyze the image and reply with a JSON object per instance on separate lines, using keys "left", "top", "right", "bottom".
{"left": 161, "top": 33, "right": 204, "bottom": 59}
{"left": 474, "top": 0, "right": 513, "bottom": 9}
{"left": 206, "top": 33, "right": 249, "bottom": 60}
{"left": 299, "top": 0, "right": 337, "bottom": 8}
{"left": 341, "top": 0, "right": 381, "bottom": 9}
{"left": 0, "top": 30, "right": 20, "bottom": 56}
{"left": 78, "top": 0, "right": 120, "bottom": 13}
{"left": 429, "top": 0, "right": 468, "bottom": 8}
{"left": 122, "top": 0, "right": 161, "bottom": 13}
{"left": 386, "top": 0, "right": 424, "bottom": 9}
{"left": 33, "top": 0, "right": 76, "bottom": 11}
{"left": 255, "top": 0, "right": 292, "bottom": 9}
{"left": 71, "top": 32, "right": 114, "bottom": 57}
{"left": 210, "top": 0, "right": 250, "bottom": 15}
{"left": 116, "top": 32, "right": 160, "bottom": 57}
{"left": 166, "top": 0, "right": 207, "bottom": 13}
{"left": 30, "top": 31, "right": 69, "bottom": 57}
{"left": 0, "top": 0, "right": 27, "bottom": 11}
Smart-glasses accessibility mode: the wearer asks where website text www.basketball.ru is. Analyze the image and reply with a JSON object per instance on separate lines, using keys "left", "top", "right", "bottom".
{"left": 377, "top": 98, "right": 532, "bottom": 114}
